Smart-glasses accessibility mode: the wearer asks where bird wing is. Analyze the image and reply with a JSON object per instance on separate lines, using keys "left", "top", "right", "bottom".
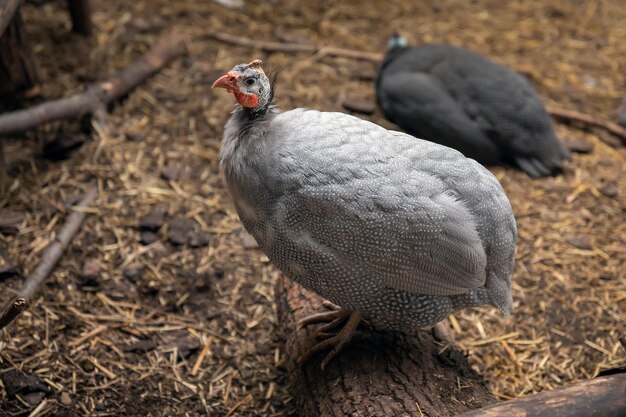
{"left": 265, "top": 110, "right": 490, "bottom": 297}
{"left": 378, "top": 71, "right": 501, "bottom": 164}
{"left": 427, "top": 51, "right": 569, "bottom": 172}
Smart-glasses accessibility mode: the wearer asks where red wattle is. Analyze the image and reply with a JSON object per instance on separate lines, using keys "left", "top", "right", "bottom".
{"left": 234, "top": 91, "right": 259, "bottom": 108}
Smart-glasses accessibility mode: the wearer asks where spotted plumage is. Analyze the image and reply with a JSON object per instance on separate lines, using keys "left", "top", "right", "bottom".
{"left": 214, "top": 60, "right": 516, "bottom": 334}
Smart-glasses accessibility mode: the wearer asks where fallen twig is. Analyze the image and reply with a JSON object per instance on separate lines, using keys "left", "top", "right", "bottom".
{"left": 18, "top": 185, "right": 98, "bottom": 300}
{"left": 0, "top": 297, "right": 28, "bottom": 330}
{"left": 206, "top": 31, "right": 383, "bottom": 62}
{"left": 0, "top": 34, "right": 187, "bottom": 135}
{"left": 547, "top": 106, "right": 626, "bottom": 144}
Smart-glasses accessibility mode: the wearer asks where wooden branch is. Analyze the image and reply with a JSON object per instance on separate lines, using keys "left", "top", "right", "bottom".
{"left": 547, "top": 106, "right": 626, "bottom": 144}
{"left": 0, "top": 34, "right": 187, "bottom": 135}
{"left": 456, "top": 372, "right": 626, "bottom": 417}
{"left": 0, "top": 297, "right": 27, "bottom": 330}
{"left": 207, "top": 31, "right": 383, "bottom": 62}
{"left": 275, "top": 277, "right": 497, "bottom": 417}
{"left": 18, "top": 185, "right": 98, "bottom": 300}
{"left": 67, "top": 0, "right": 92, "bottom": 36}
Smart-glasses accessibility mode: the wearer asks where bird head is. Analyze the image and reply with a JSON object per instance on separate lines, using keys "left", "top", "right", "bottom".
{"left": 386, "top": 32, "right": 408, "bottom": 51}
{"left": 212, "top": 59, "right": 271, "bottom": 109}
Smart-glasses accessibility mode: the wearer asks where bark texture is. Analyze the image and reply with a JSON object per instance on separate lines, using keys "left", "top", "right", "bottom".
{"left": 456, "top": 372, "right": 626, "bottom": 417}
{"left": 276, "top": 277, "right": 497, "bottom": 417}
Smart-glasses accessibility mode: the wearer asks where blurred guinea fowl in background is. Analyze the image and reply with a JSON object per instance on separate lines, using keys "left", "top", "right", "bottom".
{"left": 213, "top": 60, "right": 516, "bottom": 368}
{"left": 376, "top": 34, "right": 571, "bottom": 178}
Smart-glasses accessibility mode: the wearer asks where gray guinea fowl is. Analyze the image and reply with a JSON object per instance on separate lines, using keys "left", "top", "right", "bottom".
{"left": 212, "top": 60, "right": 517, "bottom": 368}
{"left": 376, "top": 35, "right": 570, "bottom": 178}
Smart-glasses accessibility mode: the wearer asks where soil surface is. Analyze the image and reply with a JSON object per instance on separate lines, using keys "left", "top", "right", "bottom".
{"left": 1, "top": 0, "right": 625, "bottom": 416}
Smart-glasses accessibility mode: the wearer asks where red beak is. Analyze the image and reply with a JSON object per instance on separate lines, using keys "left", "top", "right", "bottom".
{"left": 212, "top": 71, "right": 238, "bottom": 92}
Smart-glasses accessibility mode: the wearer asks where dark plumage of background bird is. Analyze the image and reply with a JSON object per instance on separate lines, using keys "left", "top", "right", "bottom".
{"left": 376, "top": 34, "right": 571, "bottom": 178}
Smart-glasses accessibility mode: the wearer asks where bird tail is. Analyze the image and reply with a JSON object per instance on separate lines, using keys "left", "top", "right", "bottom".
{"left": 487, "top": 272, "right": 513, "bottom": 316}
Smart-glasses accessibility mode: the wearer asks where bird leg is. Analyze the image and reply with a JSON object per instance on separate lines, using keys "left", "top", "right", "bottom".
{"left": 298, "top": 309, "right": 363, "bottom": 369}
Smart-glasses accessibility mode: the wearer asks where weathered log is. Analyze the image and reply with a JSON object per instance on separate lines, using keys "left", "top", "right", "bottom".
{"left": 456, "top": 372, "right": 626, "bottom": 417}
{"left": 0, "top": 34, "right": 187, "bottom": 135}
{"left": 275, "top": 276, "right": 497, "bottom": 417}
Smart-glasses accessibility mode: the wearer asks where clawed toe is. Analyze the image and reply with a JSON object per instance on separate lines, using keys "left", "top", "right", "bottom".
{"left": 297, "top": 309, "right": 346, "bottom": 329}
{"left": 298, "top": 310, "right": 363, "bottom": 369}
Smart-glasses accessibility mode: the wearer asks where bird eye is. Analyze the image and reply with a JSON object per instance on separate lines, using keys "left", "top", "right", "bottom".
{"left": 244, "top": 78, "right": 256, "bottom": 86}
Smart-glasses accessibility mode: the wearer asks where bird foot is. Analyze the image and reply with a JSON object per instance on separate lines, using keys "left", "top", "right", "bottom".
{"left": 298, "top": 310, "right": 363, "bottom": 369}
{"left": 297, "top": 309, "right": 346, "bottom": 330}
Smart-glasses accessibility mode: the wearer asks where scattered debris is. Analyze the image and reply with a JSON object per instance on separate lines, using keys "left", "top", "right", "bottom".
{"left": 160, "top": 163, "right": 181, "bottom": 181}
{"left": 123, "top": 262, "right": 145, "bottom": 282}
{"left": 1, "top": 370, "right": 48, "bottom": 399}
{"left": 161, "top": 330, "right": 201, "bottom": 359}
{"left": 138, "top": 204, "right": 168, "bottom": 231}
{"left": 167, "top": 216, "right": 196, "bottom": 245}
{"left": 139, "top": 230, "right": 160, "bottom": 245}
{"left": 60, "top": 392, "right": 72, "bottom": 407}
{"left": 0, "top": 211, "right": 24, "bottom": 235}
{"left": 123, "top": 339, "right": 157, "bottom": 353}
{"left": 79, "top": 259, "right": 101, "bottom": 288}
{"left": 81, "top": 259, "right": 100, "bottom": 280}
{"left": 599, "top": 181, "right": 618, "bottom": 198}
{"left": 566, "top": 235, "right": 593, "bottom": 250}
{"left": 240, "top": 230, "right": 259, "bottom": 249}
{"left": 189, "top": 230, "right": 211, "bottom": 248}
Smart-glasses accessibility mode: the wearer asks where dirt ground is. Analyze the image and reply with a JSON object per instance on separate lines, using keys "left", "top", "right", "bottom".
{"left": 1, "top": 0, "right": 625, "bottom": 416}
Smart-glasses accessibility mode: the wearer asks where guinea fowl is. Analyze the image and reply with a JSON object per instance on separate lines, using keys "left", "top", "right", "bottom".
{"left": 213, "top": 60, "right": 517, "bottom": 368}
{"left": 376, "top": 35, "right": 570, "bottom": 178}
